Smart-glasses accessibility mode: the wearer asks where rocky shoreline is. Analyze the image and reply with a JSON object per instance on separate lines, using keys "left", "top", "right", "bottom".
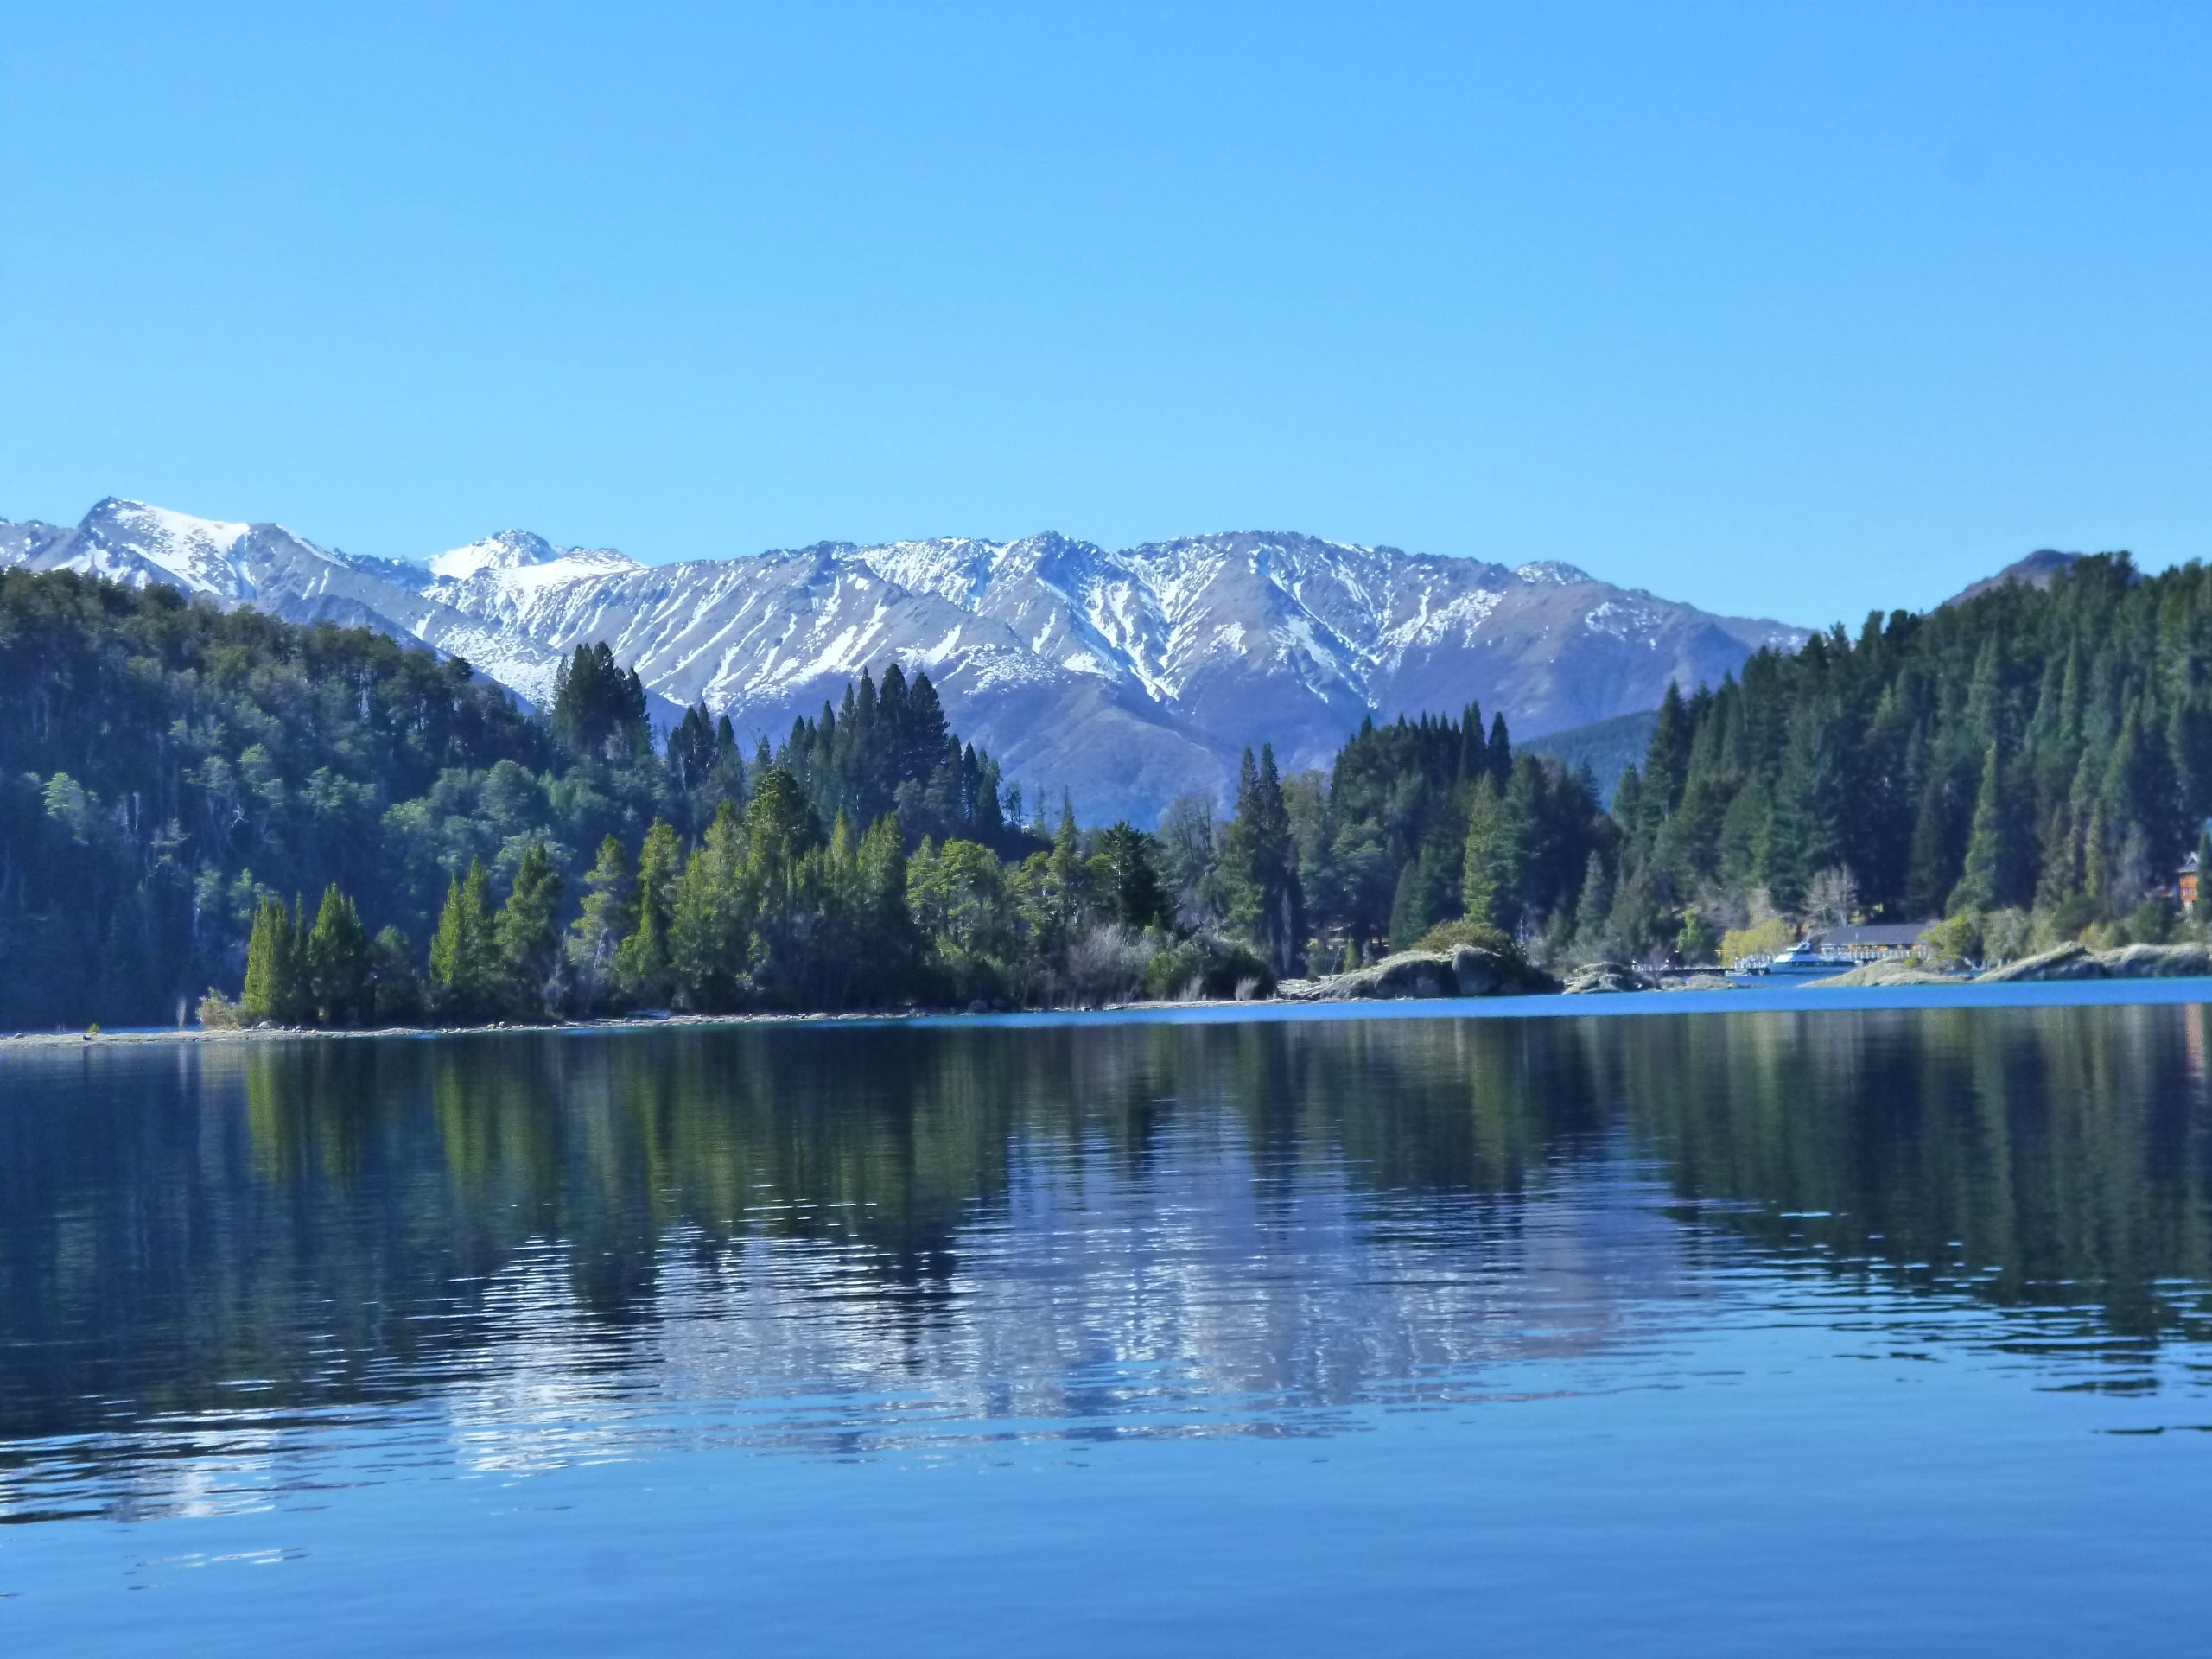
{"left": 1276, "top": 945, "right": 1560, "bottom": 1001}
{"left": 1809, "top": 941, "right": 2212, "bottom": 988}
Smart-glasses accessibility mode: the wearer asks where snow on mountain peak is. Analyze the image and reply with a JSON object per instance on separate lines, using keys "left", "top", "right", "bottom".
{"left": 75, "top": 498, "right": 259, "bottom": 595}
{"left": 10, "top": 495, "right": 1813, "bottom": 823}
{"left": 427, "top": 530, "right": 641, "bottom": 594}
{"left": 1514, "top": 560, "right": 1593, "bottom": 586}
{"left": 428, "top": 530, "right": 563, "bottom": 582}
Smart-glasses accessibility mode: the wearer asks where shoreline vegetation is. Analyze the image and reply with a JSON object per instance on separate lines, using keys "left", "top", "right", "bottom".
{"left": 10, "top": 550, "right": 2212, "bottom": 1036}
{"left": 13, "top": 940, "right": 2212, "bottom": 1050}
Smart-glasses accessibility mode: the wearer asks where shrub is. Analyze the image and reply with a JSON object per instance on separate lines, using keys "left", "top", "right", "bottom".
{"left": 1142, "top": 934, "right": 1278, "bottom": 1001}
{"left": 1920, "top": 912, "right": 1982, "bottom": 964}
{"left": 198, "top": 989, "right": 247, "bottom": 1030}
{"left": 1046, "top": 924, "right": 1154, "bottom": 1007}
{"left": 1981, "top": 907, "right": 2032, "bottom": 964}
{"left": 2121, "top": 898, "right": 2176, "bottom": 946}
{"left": 1409, "top": 918, "right": 1516, "bottom": 957}
{"left": 1718, "top": 917, "right": 1795, "bottom": 966}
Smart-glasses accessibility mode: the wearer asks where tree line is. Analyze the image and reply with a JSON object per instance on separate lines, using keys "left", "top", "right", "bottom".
{"left": 15, "top": 550, "right": 2204, "bottom": 1029}
{"left": 0, "top": 569, "right": 1279, "bottom": 1027}
{"left": 1602, "top": 553, "right": 2212, "bottom": 963}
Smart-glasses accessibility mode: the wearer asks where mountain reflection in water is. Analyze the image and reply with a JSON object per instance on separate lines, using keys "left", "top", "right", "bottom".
{"left": 3, "top": 1003, "right": 2210, "bottom": 1524}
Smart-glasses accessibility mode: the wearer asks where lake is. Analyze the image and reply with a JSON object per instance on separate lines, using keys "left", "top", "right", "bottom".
{"left": 5, "top": 997, "right": 2212, "bottom": 1653}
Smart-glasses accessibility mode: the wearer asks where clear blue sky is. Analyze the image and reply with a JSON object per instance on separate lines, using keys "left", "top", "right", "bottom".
{"left": 4, "top": 2, "right": 2207, "bottom": 626}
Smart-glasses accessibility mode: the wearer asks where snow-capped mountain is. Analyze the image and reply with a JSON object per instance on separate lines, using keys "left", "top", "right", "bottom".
{"left": 3, "top": 499, "right": 1808, "bottom": 823}
{"left": 0, "top": 498, "right": 597, "bottom": 709}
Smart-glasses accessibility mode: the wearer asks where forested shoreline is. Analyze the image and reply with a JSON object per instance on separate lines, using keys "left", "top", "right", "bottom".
{"left": 5, "top": 555, "right": 2210, "bottom": 1030}
{"left": 1600, "top": 552, "right": 2212, "bottom": 966}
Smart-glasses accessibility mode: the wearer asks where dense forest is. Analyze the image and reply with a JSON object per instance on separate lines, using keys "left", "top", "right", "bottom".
{"left": 1603, "top": 552, "right": 2212, "bottom": 963}
{"left": 0, "top": 569, "right": 1268, "bottom": 1027}
{"left": 6, "top": 554, "right": 2208, "bottom": 1027}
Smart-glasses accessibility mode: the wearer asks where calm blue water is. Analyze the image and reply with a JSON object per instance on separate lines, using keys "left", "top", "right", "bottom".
{"left": 5, "top": 993, "right": 2212, "bottom": 1653}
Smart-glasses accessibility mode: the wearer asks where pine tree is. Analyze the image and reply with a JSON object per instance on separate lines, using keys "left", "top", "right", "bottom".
{"left": 2033, "top": 802, "right": 2081, "bottom": 912}
{"left": 670, "top": 801, "right": 747, "bottom": 1010}
{"left": 1765, "top": 702, "right": 1847, "bottom": 912}
{"left": 1387, "top": 844, "right": 1452, "bottom": 949}
{"left": 1091, "top": 823, "right": 1169, "bottom": 931}
{"left": 550, "top": 641, "right": 649, "bottom": 759}
{"left": 241, "top": 893, "right": 305, "bottom": 1026}
{"left": 1903, "top": 769, "right": 1957, "bottom": 920}
{"left": 1642, "top": 683, "right": 1693, "bottom": 830}
{"left": 853, "top": 813, "right": 917, "bottom": 1001}
{"left": 734, "top": 766, "right": 823, "bottom": 1003}
{"left": 618, "top": 819, "right": 682, "bottom": 1006}
{"left": 1219, "top": 745, "right": 1302, "bottom": 971}
{"left": 1460, "top": 777, "right": 1506, "bottom": 930}
{"left": 1485, "top": 711, "right": 1513, "bottom": 790}
{"left": 428, "top": 859, "right": 498, "bottom": 1020}
{"left": 305, "top": 883, "right": 372, "bottom": 1027}
{"left": 2084, "top": 803, "right": 2112, "bottom": 906}
{"left": 370, "top": 925, "right": 425, "bottom": 1025}
{"left": 1950, "top": 745, "right": 2016, "bottom": 913}
{"left": 567, "top": 836, "right": 634, "bottom": 1011}
{"left": 495, "top": 842, "right": 563, "bottom": 1017}
{"left": 1573, "top": 850, "right": 1613, "bottom": 950}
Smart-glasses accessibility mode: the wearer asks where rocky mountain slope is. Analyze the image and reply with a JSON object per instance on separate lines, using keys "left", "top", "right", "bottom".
{"left": 1943, "top": 549, "right": 2087, "bottom": 607}
{"left": 3, "top": 499, "right": 1806, "bottom": 823}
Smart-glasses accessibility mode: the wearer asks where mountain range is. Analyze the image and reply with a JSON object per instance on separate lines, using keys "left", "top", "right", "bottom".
{"left": 2, "top": 498, "right": 1808, "bottom": 823}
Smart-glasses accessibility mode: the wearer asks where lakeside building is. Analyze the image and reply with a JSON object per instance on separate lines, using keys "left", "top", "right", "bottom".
{"left": 2181, "top": 852, "right": 2201, "bottom": 914}
{"left": 1811, "top": 922, "right": 1939, "bottom": 963}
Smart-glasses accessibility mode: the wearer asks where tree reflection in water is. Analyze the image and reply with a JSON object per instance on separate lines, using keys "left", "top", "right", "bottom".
{"left": 2, "top": 1002, "right": 2209, "bottom": 1516}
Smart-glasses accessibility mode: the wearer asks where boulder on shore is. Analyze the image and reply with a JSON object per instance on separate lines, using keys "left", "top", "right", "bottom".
{"left": 1277, "top": 946, "right": 1560, "bottom": 1002}
{"left": 2094, "top": 941, "right": 2212, "bottom": 978}
{"left": 1974, "top": 944, "right": 2101, "bottom": 982}
{"left": 1562, "top": 963, "right": 1654, "bottom": 995}
{"left": 1977, "top": 941, "right": 2212, "bottom": 982}
{"left": 1808, "top": 957, "right": 1959, "bottom": 988}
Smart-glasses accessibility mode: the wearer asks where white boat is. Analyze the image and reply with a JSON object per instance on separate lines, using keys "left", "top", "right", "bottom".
{"left": 1728, "top": 938, "right": 1854, "bottom": 983}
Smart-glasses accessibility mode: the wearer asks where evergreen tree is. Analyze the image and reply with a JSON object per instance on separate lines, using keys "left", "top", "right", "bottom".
{"left": 494, "top": 842, "right": 563, "bottom": 1016}
{"left": 2084, "top": 802, "right": 2112, "bottom": 906}
{"left": 1903, "top": 769, "right": 1958, "bottom": 920}
{"left": 670, "top": 802, "right": 747, "bottom": 1010}
{"left": 428, "top": 859, "right": 499, "bottom": 1020}
{"left": 370, "top": 925, "right": 425, "bottom": 1024}
{"left": 1090, "top": 823, "right": 1170, "bottom": 931}
{"left": 1642, "top": 683, "right": 1693, "bottom": 830}
{"left": 1950, "top": 745, "right": 2018, "bottom": 913}
{"left": 618, "top": 819, "right": 682, "bottom": 1005}
{"left": 1573, "top": 850, "right": 1613, "bottom": 951}
{"left": 1387, "top": 843, "right": 1453, "bottom": 949}
{"left": 305, "top": 883, "right": 372, "bottom": 1027}
{"left": 566, "top": 836, "right": 634, "bottom": 1012}
{"left": 735, "top": 766, "right": 824, "bottom": 1004}
{"left": 852, "top": 813, "right": 918, "bottom": 1001}
{"left": 1459, "top": 777, "right": 1508, "bottom": 930}
{"left": 241, "top": 893, "right": 306, "bottom": 1025}
{"left": 1041, "top": 802, "right": 1090, "bottom": 944}
{"left": 1218, "top": 745, "right": 1303, "bottom": 972}
{"left": 550, "top": 641, "right": 649, "bottom": 759}
{"left": 1485, "top": 711, "right": 1513, "bottom": 789}
{"left": 1764, "top": 702, "right": 1847, "bottom": 911}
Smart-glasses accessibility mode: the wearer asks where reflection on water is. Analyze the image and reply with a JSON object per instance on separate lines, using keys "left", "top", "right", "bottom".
{"left": 3, "top": 1005, "right": 2212, "bottom": 1525}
